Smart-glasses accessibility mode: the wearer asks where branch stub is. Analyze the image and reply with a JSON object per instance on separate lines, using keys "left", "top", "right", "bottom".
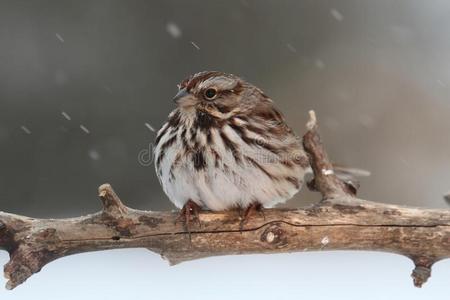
{"left": 98, "top": 184, "right": 128, "bottom": 217}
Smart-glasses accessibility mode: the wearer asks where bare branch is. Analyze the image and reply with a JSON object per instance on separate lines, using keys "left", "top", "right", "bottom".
{"left": 99, "top": 183, "right": 128, "bottom": 216}
{"left": 303, "top": 110, "right": 358, "bottom": 199}
{"left": 0, "top": 111, "right": 448, "bottom": 289}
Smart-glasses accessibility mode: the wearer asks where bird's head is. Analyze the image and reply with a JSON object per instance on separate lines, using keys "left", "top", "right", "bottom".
{"left": 173, "top": 71, "right": 263, "bottom": 119}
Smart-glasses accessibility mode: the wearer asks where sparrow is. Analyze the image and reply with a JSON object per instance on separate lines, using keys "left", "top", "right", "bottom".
{"left": 154, "top": 71, "right": 311, "bottom": 228}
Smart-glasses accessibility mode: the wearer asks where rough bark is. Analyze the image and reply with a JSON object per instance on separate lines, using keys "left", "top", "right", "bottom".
{"left": 0, "top": 111, "right": 448, "bottom": 290}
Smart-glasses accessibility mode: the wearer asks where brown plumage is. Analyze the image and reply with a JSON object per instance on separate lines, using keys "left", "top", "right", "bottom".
{"left": 154, "top": 71, "right": 309, "bottom": 226}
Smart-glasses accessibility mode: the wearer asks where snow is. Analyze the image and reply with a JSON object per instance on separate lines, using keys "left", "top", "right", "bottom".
{"left": 61, "top": 111, "right": 71, "bottom": 121}
{"left": 330, "top": 9, "right": 344, "bottom": 22}
{"left": 88, "top": 149, "right": 100, "bottom": 160}
{"left": 190, "top": 41, "right": 200, "bottom": 50}
{"left": 286, "top": 43, "right": 297, "bottom": 53}
{"left": 20, "top": 126, "right": 31, "bottom": 135}
{"left": 55, "top": 33, "right": 64, "bottom": 43}
{"left": 145, "top": 123, "right": 155, "bottom": 132}
{"left": 315, "top": 59, "right": 325, "bottom": 69}
{"left": 79, "top": 125, "right": 90, "bottom": 134}
{"left": 166, "top": 22, "right": 182, "bottom": 39}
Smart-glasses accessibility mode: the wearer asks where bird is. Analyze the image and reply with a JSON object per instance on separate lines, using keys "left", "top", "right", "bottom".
{"left": 153, "top": 71, "right": 311, "bottom": 228}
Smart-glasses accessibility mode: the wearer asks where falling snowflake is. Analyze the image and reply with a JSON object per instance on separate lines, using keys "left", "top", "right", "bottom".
{"left": 315, "top": 59, "right": 325, "bottom": 69}
{"left": 80, "top": 125, "right": 90, "bottom": 134}
{"left": 145, "top": 123, "right": 155, "bottom": 132}
{"left": 190, "top": 41, "right": 200, "bottom": 50}
{"left": 61, "top": 111, "right": 71, "bottom": 121}
{"left": 55, "top": 33, "right": 65, "bottom": 43}
{"left": 88, "top": 149, "right": 100, "bottom": 160}
{"left": 166, "top": 22, "right": 182, "bottom": 39}
{"left": 330, "top": 9, "right": 344, "bottom": 22}
{"left": 286, "top": 43, "right": 297, "bottom": 53}
{"left": 21, "top": 126, "right": 31, "bottom": 135}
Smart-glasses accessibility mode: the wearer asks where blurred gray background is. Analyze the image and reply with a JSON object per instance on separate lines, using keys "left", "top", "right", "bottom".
{"left": 0, "top": 1, "right": 450, "bottom": 299}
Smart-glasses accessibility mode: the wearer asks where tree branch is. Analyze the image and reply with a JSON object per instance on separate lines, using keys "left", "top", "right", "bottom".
{"left": 1, "top": 111, "right": 449, "bottom": 290}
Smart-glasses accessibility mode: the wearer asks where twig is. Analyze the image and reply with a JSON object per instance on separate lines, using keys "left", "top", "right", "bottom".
{"left": 303, "top": 110, "right": 358, "bottom": 199}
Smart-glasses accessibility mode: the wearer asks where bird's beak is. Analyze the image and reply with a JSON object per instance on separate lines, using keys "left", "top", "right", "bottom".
{"left": 173, "top": 88, "right": 189, "bottom": 104}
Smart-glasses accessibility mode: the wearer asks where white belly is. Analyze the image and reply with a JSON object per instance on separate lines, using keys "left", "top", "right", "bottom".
{"left": 154, "top": 122, "right": 306, "bottom": 211}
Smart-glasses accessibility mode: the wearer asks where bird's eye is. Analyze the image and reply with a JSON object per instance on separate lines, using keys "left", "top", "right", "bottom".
{"left": 204, "top": 88, "right": 217, "bottom": 100}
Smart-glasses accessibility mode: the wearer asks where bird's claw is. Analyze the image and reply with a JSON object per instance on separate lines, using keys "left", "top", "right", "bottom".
{"left": 239, "top": 202, "right": 265, "bottom": 231}
{"left": 175, "top": 200, "right": 202, "bottom": 239}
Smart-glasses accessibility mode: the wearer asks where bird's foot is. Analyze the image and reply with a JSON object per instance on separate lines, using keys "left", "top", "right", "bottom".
{"left": 240, "top": 202, "right": 265, "bottom": 231}
{"left": 176, "top": 200, "right": 202, "bottom": 238}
